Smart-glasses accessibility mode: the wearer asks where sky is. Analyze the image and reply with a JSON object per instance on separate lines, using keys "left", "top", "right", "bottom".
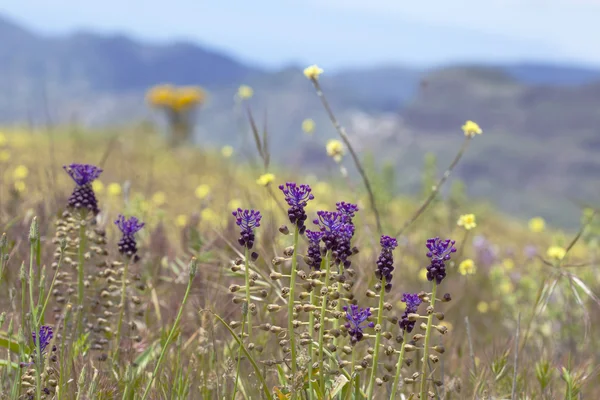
{"left": 1, "top": 0, "right": 599, "bottom": 70}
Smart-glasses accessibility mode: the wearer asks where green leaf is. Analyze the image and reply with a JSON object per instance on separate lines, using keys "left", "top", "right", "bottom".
{"left": 0, "top": 332, "right": 21, "bottom": 354}
{"left": 0, "top": 359, "right": 19, "bottom": 369}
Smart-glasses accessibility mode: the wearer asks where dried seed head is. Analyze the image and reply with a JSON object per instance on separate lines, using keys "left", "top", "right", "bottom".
{"left": 434, "top": 312, "right": 444, "bottom": 321}
{"left": 429, "top": 355, "right": 439, "bottom": 363}
{"left": 366, "top": 290, "right": 377, "bottom": 298}
{"left": 267, "top": 304, "right": 281, "bottom": 312}
{"left": 279, "top": 225, "right": 290, "bottom": 235}
{"left": 229, "top": 284, "right": 241, "bottom": 293}
{"left": 442, "top": 293, "right": 452, "bottom": 302}
{"left": 270, "top": 272, "right": 283, "bottom": 280}
{"left": 433, "top": 345, "right": 445, "bottom": 354}
{"left": 434, "top": 325, "right": 448, "bottom": 335}
{"left": 283, "top": 246, "right": 295, "bottom": 257}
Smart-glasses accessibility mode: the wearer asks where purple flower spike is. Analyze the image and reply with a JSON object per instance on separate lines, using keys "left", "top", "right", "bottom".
{"left": 32, "top": 325, "right": 53, "bottom": 354}
{"left": 375, "top": 235, "right": 398, "bottom": 292}
{"left": 115, "top": 214, "right": 144, "bottom": 259}
{"left": 279, "top": 183, "right": 314, "bottom": 234}
{"left": 336, "top": 201, "right": 359, "bottom": 221}
{"left": 305, "top": 230, "right": 324, "bottom": 270}
{"left": 343, "top": 304, "right": 374, "bottom": 345}
{"left": 63, "top": 163, "right": 103, "bottom": 215}
{"left": 425, "top": 237, "right": 457, "bottom": 284}
{"left": 314, "top": 211, "right": 354, "bottom": 268}
{"left": 399, "top": 293, "right": 422, "bottom": 333}
{"left": 232, "top": 208, "right": 262, "bottom": 249}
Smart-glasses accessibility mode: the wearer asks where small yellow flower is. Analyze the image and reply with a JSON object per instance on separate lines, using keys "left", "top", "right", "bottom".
{"left": 303, "top": 64, "right": 324, "bottom": 80}
{"left": 195, "top": 184, "right": 211, "bottom": 199}
{"left": 0, "top": 149, "right": 10, "bottom": 162}
{"left": 302, "top": 118, "right": 315, "bottom": 134}
{"left": 13, "top": 165, "right": 29, "bottom": 180}
{"left": 92, "top": 180, "right": 104, "bottom": 194}
{"left": 201, "top": 208, "right": 219, "bottom": 224}
{"left": 256, "top": 173, "right": 275, "bottom": 187}
{"left": 476, "top": 301, "right": 489, "bottom": 314}
{"left": 528, "top": 217, "right": 546, "bottom": 233}
{"left": 313, "top": 182, "right": 330, "bottom": 196}
{"left": 140, "top": 200, "right": 150, "bottom": 213}
{"left": 228, "top": 199, "right": 242, "bottom": 211}
{"left": 458, "top": 259, "right": 476, "bottom": 275}
{"left": 462, "top": 120, "right": 482, "bottom": 137}
{"left": 0, "top": 132, "right": 6, "bottom": 146}
{"left": 502, "top": 258, "right": 515, "bottom": 271}
{"left": 547, "top": 246, "right": 566, "bottom": 261}
{"left": 107, "top": 183, "right": 122, "bottom": 197}
{"left": 418, "top": 268, "right": 428, "bottom": 282}
{"left": 499, "top": 280, "right": 514, "bottom": 295}
{"left": 237, "top": 85, "right": 254, "bottom": 100}
{"left": 221, "top": 146, "right": 234, "bottom": 158}
{"left": 326, "top": 139, "right": 344, "bottom": 163}
{"left": 14, "top": 181, "right": 26, "bottom": 193}
{"left": 152, "top": 191, "right": 167, "bottom": 206}
{"left": 457, "top": 214, "right": 477, "bottom": 230}
{"left": 175, "top": 214, "right": 188, "bottom": 228}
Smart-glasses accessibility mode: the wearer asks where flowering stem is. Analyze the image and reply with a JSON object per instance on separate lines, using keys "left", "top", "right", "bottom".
{"left": 232, "top": 316, "right": 246, "bottom": 400}
{"left": 318, "top": 251, "right": 331, "bottom": 390}
{"left": 308, "top": 289, "right": 316, "bottom": 399}
{"left": 390, "top": 329, "right": 407, "bottom": 399}
{"left": 366, "top": 283, "right": 386, "bottom": 399}
{"left": 113, "top": 259, "right": 130, "bottom": 361}
{"left": 29, "top": 239, "right": 42, "bottom": 400}
{"left": 243, "top": 247, "right": 253, "bottom": 346}
{"left": 287, "top": 226, "right": 300, "bottom": 398}
{"left": 419, "top": 282, "right": 438, "bottom": 398}
{"left": 37, "top": 249, "right": 64, "bottom": 326}
{"left": 311, "top": 79, "right": 383, "bottom": 235}
{"left": 333, "top": 265, "right": 344, "bottom": 349}
{"left": 76, "top": 221, "right": 87, "bottom": 337}
{"left": 395, "top": 138, "right": 472, "bottom": 237}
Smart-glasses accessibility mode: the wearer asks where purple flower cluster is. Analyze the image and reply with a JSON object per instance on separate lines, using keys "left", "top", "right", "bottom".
{"left": 279, "top": 183, "right": 314, "bottom": 234}
{"left": 314, "top": 211, "right": 354, "bottom": 268}
{"left": 375, "top": 235, "right": 398, "bottom": 292}
{"left": 399, "top": 293, "right": 422, "bottom": 333}
{"left": 115, "top": 215, "right": 145, "bottom": 260}
{"left": 336, "top": 201, "right": 359, "bottom": 222}
{"left": 305, "top": 230, "right": 324, "bottom": 269}
{"left": 425, "top": 237, "right": 457, "bottom": 284}
{"left": 33, "top": 325, "right": 54, "bottom": 354}
{"left": 63, "top": 163, "right": 103, "bottom": 215}
{"left": 343, "top": 304, "right": 374, "bottom": 345}
{"left": 232, "top": 208, "right": 262, "bottom": 249}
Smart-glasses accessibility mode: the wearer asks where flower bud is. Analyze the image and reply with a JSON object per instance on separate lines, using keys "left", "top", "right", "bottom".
{"left": 433, "top": 345, "right": 445, "bottom": 354}
{"left": 267, "top": 304, "right": 281, "bottom": 312}
{"left": 279, "top": 225, "right": 290, "bottom": 235}
{"left": 270, "top": 272, "right": 283, "bottom": 280}
{"left": 283, "top": 246, "right": 295, "bottom": 257}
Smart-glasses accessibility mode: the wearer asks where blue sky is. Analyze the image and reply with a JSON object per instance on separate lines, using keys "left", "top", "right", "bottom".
{"left": 2, "top": 0, "right": 599, "bottom": 70}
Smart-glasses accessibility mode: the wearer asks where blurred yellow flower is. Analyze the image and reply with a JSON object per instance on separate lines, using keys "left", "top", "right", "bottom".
{"left": 173, "top": 86, "right": 206, "bottom": 111}
{"left": 92, "top": 180, "right": 104, "bottom": 194}
{"left": 499, "top": 280, "right": 514, "bottom": 295}
{"left": 462, "top": 120, "right": 482, "bottom": 137}
{"left": 326, "top": 139, "right": 344, "bottom": 163}
{"left": 201, "top": 208, "right": 219, "bottom": 224}
{"left": 146, "top": 84, "right": 176, "bottom": 107}
{"left": 107, "top": 183, "right": 122, "bottom": 197}
{"left": 0, "top": 133, "right": 6, "bottom": 146}
{"left": 140, "top": 200, "right": 150, "bottom": 213}
{"left": 13, "top": 165, "right": 29, "bottom": 180}
{"left": 237, "top": 85, "right": 254, "bottom": 100}
{"left": 528, "top": 217, "right": 546, "bottom": 233}
{"left": 14, "top": 181, "right": 26, "bottom": 193}
{"left": 303, "top": 64, "right": 323, "bottom": 80}
{"left": 458, "top": 259, "right": 476, "bottom": 275}
{"left": 195, "top": 184, "right": 211, "bottom": 199}
{"left": 477, "top": 301, "right": 489, "bottom": 314}
{"left": 418, "top": 268, "right": 428, "bottom": 282}
{"left": 0, "top": 149, "right": 10, "bottom": 162}
{"left": 175, "top": 214, "right": 188, "bottom": 228}
{"left": 502, "top": 258, "right": 515, "bottom": 271}
{"left": 313, "top": 182, "right": 330, "bottom": 196}
{"left": 228, "top": 199, "right": 242, "bottom": 211}
{"left": 257, "top": 173, "right": 275, "bottom": 187}
{"left": 302, "top": 118, "right": 315, "bottom": 134}
{"left": 547, "top": 246, "right": 566, "bottom": 261}
{"left": 221, "top": 146, "right": 234, "bottom": 158}
{"left": 152, "top": 191, "right": 167, "bottom": 206}
{"left": 457, "top": 214, "right": 477, "bottom": 230}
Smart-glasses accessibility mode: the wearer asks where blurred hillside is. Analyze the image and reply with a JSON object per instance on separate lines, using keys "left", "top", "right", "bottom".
{"left": 1, "top": 14, "right": 600, "bottom": 227}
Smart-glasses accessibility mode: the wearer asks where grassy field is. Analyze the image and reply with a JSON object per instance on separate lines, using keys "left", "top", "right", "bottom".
{"left": 0, "top": 79, "right": 599, "bottom": 400}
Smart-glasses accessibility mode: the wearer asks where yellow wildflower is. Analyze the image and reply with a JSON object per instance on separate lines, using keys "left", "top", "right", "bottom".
{"left": 107, "top": 183, "right": 122, "bottom": 197}
{"left": 313, "top": 182, "right": 330, "bottom": 196}
{"left": 146, "top": 84, "right": 176, "bottom": 108}
{"left": 237, "top": 85, "right": 254, "bottom": 100}
{"left": 221, "top": 146, "right": 234, "bottom": 158}
{"left": 256, "top": 173, "right": 275, "bottom": 187}
{"left": 13, "top": 165, "right": 29, "bottom": 180}
{"left": 458, "top": 259, "right": 476, "bottom": 275}
{"left": 0, "top": 133, "right": 6, "bottom": 146}
{"left": 14, "top": 181, "right": 26, "bottom": 193}
{"left": 462, "top": 120, "right": 482, "bottom": 137}
{"left": 502, "top": 258, "right": 515, "bottom": 271}
{"left": 418, "top": 268, "right": 428, "bottom": 282}
{"left": 140, "top": 200, "right": 150, "bottom": 213}
{"left": 303, "top": 64, "right": 324, "bottom": 80}
{"left": 477, "top": 301, "right": 489, "bottom": 314}
{"left": 528, "top": 217, "right": 546, "bottom": 233}
{"left": 92, "top": 180, "right": 104, "bottom": 194}
{"left": 201, "top": 208, "right": 219, "bottom": 224}
{"left": 499, "top": 280, "right": 514, "bottom": 295}
{"left": 326, "top": 139, "right": 344, "bottom": 163}
{"left": 175, "top": 214, "right": 188, "bottom": 228}
{"left": 195, "top": 184, "right": 211, "bottom": 200}
{"left": 0, "top": 149, "right": 10, "bottom": 162}
{"left": 152, "top": 191, "right": 167, "bottom": 206}
{"left": 547, "top": 246, "right": 566, "bottom": 261}
{"left": 457, "top": 214, "right": 477, "bottom": 230}
{"left": 228, "top": 199, "right": 242, "bottom": 211}
{"left": 302, "top": 118, "right": 315, "bottom": 134}
{"left": 173, "top": 86, "right": 206, "bottom": 111}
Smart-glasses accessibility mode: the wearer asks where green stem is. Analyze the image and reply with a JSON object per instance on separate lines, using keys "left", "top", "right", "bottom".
{"left": 419, "top": 282, "right": 438, "bottom": 399}
{"left": 333, "top": 264, "right": 344, "bottom": 349}
{"left": 390, "top": 329, "right": 407, "bottom": 399}
{"left": 287, "top": 226, "right": 300, "bottom": 398}
{"left": 141, "top": 263, "right": 195, "bottom": 400}
{"left": 76, "top": 222, "right": 86, "bottom": 336}
{"left": 232, "top": 316, "right": 246, "bottom": 400}
{"left": 113, "top": 259, "right": 130, "bottom": 360}
{"left": 37, "top": 252, "right": 64, "bottom": 327}
{"left": 243, "top": 247, "right": 253, "bottom": 345}
{"left": 308, "top": 290, "right": 316, "bottom": 399}
{"left": 29, "top": 240, "right": 42, "bottom": 400}
{"left": 366, "top": 283, "right": 386, "bottom": 399}
{"left": 318, "top": 251, "right": 331, "bottom": 390}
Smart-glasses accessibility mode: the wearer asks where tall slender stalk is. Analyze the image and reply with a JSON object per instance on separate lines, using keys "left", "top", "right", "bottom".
{"left": 308, "top": 257, "right": 326, "bottom": 400}
{"left": 243, "top": 247, "right": 253, "bottom": 345}
{"left": 287, "top": 226, "right": 300, "bottom": 397}
{"left": 232, "top": 315, "right": 246, "bottom": 400}
{"left": 419, "top": 282, "right": 438, "bottom": 399}
{"left": 390, "top": 329, "right": 407, "bottom": 399}
{"left": 28, "top": 231, "right": 42, "bottom": 400}
{"left": 366, "top": 283, "right": 386, "bottom": 398}
{"left": 76, "top": 221, "right": 87, "bottom": 336}
{"left": 333, "top": 264, "right": 344, "bottom": 349}
{"left": 113, "top": 259, "right": 131, "bottom": 360}
{"left": 318, "top": 251, "right": 331, "bottom": 390}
